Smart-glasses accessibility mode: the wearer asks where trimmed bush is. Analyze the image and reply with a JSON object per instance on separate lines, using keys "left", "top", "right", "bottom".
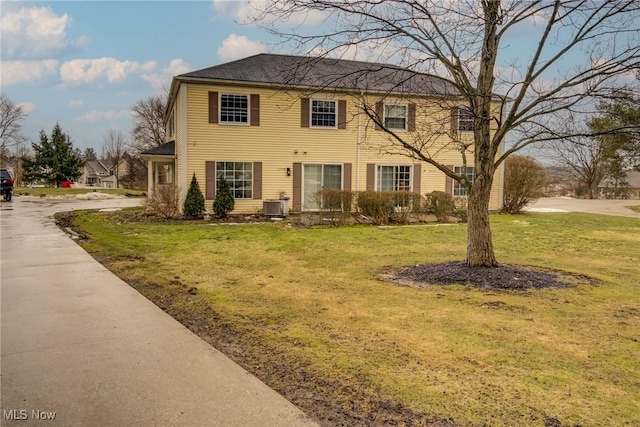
{"left": 391, "top": 191, "right": 423, "bottom": 224}
{"left": 213, "top": 177, "right": 235, "bottom": 218}
{"left": 425, "top": 191, "right": 454, "bottom": 223}
{"left": 502, "top": 155, "right": 547, "bottom": 214}
{"left": 453, "top": 196, "right": 468, "bottom": 223}
{"left": 183, "top": 173, "right": 206, "bottom": 219}
{"left": 314, "top": 189, "right": 354, "bottom": 225}
{"left": 356, "top": 191, "right": 395, "bottom": 225}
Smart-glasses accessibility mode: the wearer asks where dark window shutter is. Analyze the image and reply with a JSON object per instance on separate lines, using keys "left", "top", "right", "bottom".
{"left": 253, "top": 162, "right": 262, "bottom": 199}
{"left": 413, "top": 164, "right": 421, "bottom": 194}
{"left": 445, "top": 164, "right": 454, "bottom": 195}
{"left": 408, "top": 103, "right": 416, "bottom": 132}
{"left": 206, "top": 161, "right": 216, "bottom": 199}
{"left": 301, "top": 98, "right": 310, "bottom": 128}
{"left": 366, "top": 163, "right": 375, "bottom": 191}
{"left": 293, "top": 163, "right": 302, "bottom": 211}
{"left": 450, "top": 108, "right": 458, "bottom": 135}
{"left": 375, "top": 102, "right": 383, "bottom": 130}
{"left": 343, "top": 163, "right": 352, "bottom": 191}
{"left": 209, "top": 92, "right": 219, "bottom": 124}
{"left": 250, "top": 94, "right": 260, "bottom": 126}
{"left": 338, "top": 100, "right": 347, "bottom": 129}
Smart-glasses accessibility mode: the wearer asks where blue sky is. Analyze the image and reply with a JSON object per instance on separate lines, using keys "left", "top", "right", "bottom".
{"left": 2, "top": 1, "right": 636, "bottom": 156}
{"left": 1, "top": 1, "right": 273, "bottom": 153}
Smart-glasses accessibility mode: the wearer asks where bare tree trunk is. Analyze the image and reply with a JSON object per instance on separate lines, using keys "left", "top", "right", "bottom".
{"left": 466, "top": 0, "right": 499, "bottom": 268}
{"left": 467, "top": 140, "right": 498, "bottom": 267}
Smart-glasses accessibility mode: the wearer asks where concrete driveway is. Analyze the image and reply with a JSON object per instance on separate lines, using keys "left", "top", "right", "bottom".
{"left": 526, "top": 197, "right": 640, "bottom": 218}
{"left": 1, "top": 197, "right": 317, "bottom": 426}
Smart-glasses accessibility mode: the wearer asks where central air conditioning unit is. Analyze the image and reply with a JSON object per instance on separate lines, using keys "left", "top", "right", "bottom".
{"left": 262, "top": 200, "right": 283, "bottom": 217}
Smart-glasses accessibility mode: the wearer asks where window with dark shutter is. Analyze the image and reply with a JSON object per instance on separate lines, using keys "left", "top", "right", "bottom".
{"left": 338, "top": 100, "right": 347, "bottom": 129}
{"left": 205, "top": 161, "right": 216, "bottom": 199}
{"left": 209, "top": 92, "right": 218, "bottom": 124}
{"left": 250, "top": 94, "right": 260, "bottom": 126}
{"left": 301, "top": 98, "right": 310, "bottom": 128}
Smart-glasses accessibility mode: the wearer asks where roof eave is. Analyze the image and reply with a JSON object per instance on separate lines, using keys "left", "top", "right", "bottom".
{"left": 173, "top": 75, "right": 464, "bottom": 99}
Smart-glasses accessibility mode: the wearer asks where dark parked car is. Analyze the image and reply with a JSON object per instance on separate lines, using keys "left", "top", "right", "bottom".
{"left": 1, "top": 168, "right": 14, "bottom": 201}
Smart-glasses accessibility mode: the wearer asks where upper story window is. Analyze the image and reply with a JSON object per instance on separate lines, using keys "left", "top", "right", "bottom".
{"left": 377, "top": 165, "right": 412, "bottom": 191}
{"left": 311, "top": 100, "right": 336, "bottom": 127}
{"left": 453, "top": 166, "right": 475, "bottom": 196}
{"left": 457, "top": 108, "right": 474, "bottom": 132}
{"left": 384, "top": 104, "right": 407, "bottom": 130}
{"left": 220, "top": 94, "right": 248, "bottom": 124}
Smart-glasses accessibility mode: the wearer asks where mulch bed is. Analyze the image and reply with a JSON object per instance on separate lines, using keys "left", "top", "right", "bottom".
{"left": 388, "top": 261, "right": 596, "bottom": 290}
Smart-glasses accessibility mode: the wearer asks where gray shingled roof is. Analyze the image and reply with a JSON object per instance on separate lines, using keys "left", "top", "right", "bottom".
{"left": 141, "top": 141, "right": 175, "bottom": 156}
{"left": 178, "top": 54, "right": 459, "bottom": 96}
{"left": 86, "top": 160, "right": 109, "bottom": 175}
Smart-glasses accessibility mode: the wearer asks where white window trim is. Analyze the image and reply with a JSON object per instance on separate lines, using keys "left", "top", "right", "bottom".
{"left": 375, "top": 164, "right": 413, "bottom": 192}
{"left": 457, "top": 108, "right": 474, "bottom": 133}
{"left": 310, "top": 99, "right": 338, "bottom": 129}
{"left": 301, "top": 162, "right": 344, "bottom": 211}
{"left": 216, "top": 161, "right": 254, "bottom": 199}
{"left": 453, "top": 166, "right": 475, "bottom": 196}
{"left": 383, "top": 103, "right": 408, "bottom": 131}
{"left": 219, "top": 93, "right": 250, "bottom": 126}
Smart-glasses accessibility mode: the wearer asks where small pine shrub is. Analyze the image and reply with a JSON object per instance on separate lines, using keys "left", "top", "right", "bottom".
{"left": 426, "top": 191, "right": 454, "bottom": 223}
{"left": 213, "top": 176, "right": 234, "bottom": 218}
{"left": 183, "top": 173, "right": 205, "bottom": 219}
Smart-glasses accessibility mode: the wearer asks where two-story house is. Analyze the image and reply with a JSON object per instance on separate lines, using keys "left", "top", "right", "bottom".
{"left": 143, "top": 53, "right": 504, "bottom": 214}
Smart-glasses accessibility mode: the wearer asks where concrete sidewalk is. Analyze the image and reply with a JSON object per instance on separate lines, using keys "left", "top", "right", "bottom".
{"left": 526, "top": 197, "right": 640, "bottom": 218}
{"left": 1, "top": 198, "right": 317, "bottom": 426}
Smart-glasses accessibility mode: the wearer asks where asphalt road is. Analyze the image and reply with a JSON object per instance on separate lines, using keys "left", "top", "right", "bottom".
{"left": 0, "top": 197, "right": 317, "bottom": 427}
{"left": 526, "top": 197, "right": 640, "bottom": 218}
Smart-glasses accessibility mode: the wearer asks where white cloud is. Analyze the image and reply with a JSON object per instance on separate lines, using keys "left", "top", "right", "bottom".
{"left": 70, "top": 99, "right": 84, "bottom": 107}
{"left": 142, "top": 58, "right": 191, "bottom": 90}
{"left": 1, "top": 60, "right": 59, "bottom": 86}
{"left": 212, "top": 0, "right": 326, "bottom": 26}
{"left": 217, "top": 34, "right": 263, "bottom": 62}
{"left": 60, "top": 57, "right": 157, "bottom": 85}
{"left": 1, "top": 6, "right": 88, "bottom": 59}
{"left": 17, "top": 102, "right": 36, "bottom": 114}
{"left": 75, "top": 110, "right": 132, "bottom": 122}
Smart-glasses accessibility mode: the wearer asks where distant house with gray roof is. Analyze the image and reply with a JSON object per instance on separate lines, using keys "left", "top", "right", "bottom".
{"left": 599, "top": 171, "right": 640, "bottom": 199}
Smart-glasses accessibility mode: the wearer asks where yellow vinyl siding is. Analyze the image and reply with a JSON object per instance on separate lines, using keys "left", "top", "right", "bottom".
{"left": 179, "top": 83, "right": 504, "bottom": 213}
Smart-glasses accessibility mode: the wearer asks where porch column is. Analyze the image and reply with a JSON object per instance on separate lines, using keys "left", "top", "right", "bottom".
{"left": 147, "top": 159, "right": 154, "bottom": 197}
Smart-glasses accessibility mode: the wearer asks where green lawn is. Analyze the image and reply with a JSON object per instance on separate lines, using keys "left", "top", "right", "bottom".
{"left": 70, "top": 209, "right": 640, "bottom": 426}
{"left": 628, "top": 205, "right": 640, "bottom": 213}
{"left": 15, "top": 186, "right": 145, "bottom": 197}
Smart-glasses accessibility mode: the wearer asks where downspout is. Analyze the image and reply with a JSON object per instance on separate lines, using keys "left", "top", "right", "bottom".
{"left": 356, "top": 92, "right": 363, "bottom": 192}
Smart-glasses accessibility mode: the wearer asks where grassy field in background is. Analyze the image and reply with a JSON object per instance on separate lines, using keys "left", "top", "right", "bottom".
{"left": 15, "top": 186, "right": 145, "bottom": 197}
{"left": 70, "top": 209, "right": 640, "bottom": 426}
{"left": 628, "top": 205, "right": 640, "bottom": 213}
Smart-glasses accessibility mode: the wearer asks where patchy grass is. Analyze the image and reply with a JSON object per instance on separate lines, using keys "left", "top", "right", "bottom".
{"left": 15, "top": 186, "right": 145, "bottom": 197}
{"left": 70, "top": 209, "right": 640, "bottom": 426}
{"left": 627, "top": 205, "right": 640, "bottom": 213}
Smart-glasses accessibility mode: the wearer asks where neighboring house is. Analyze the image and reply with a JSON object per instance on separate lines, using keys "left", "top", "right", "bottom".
{"left": 145, "top": 53, "right": 504, "bottom": 214}
{"left": 79, "top": 160, "right": 112, "bottom": 187}
{"left": 118, "top": 153, "right": 148, "bottom": 191}
{"left": 598, "top": 171, "right": 640, "bottom": 199}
